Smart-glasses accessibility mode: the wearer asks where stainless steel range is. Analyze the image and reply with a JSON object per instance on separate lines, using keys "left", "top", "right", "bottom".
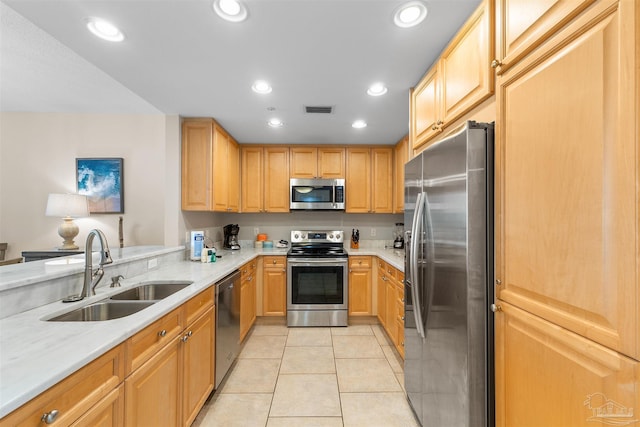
{"left": 286, "top": 230, "right": 348, "bottom": 327}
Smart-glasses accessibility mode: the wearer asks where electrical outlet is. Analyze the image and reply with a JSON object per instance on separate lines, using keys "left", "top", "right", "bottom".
{"left": 147, "top": 258, "right": 158, "bottom": 269}
{"left": 370, "top": 228, "right": 376, "bottom": 237}
{"left": 254, "top": 227, "right": 259, "bottom": 236}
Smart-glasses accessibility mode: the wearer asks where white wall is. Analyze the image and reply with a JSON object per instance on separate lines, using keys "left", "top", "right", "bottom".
{"left": 0, "top": 112, "right": 181, "bottom": 259}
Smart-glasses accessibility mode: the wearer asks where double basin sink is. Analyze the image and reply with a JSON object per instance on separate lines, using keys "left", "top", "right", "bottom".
{"left": 47, "top": 281, "right": 193, "bottom": 322}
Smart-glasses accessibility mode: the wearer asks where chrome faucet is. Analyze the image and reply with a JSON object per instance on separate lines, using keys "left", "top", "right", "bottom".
{"left": 63, "top": 229, "right": 113, "bottom": 302}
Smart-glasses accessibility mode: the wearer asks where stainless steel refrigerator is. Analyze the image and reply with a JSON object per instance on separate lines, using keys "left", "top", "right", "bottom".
{"left": 404, "top": 121, "right": 494, "bottom": 427}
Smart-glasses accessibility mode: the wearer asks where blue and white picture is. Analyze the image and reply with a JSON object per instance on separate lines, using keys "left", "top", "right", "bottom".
{"left": 76, "top": 158, "right": 124, "bottom": 214}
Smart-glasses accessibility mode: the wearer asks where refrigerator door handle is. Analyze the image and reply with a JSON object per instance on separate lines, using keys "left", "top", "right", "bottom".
{"left": 411, "top": 191, "right": 426, "bottom": 339}
{"left": 422, "top": 191, "right": 435, "bottom": 337}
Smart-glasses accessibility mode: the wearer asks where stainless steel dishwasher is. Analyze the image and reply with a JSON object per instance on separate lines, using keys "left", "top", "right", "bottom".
{"left": 215, "top": 270, "right": 241, "bottom": 389}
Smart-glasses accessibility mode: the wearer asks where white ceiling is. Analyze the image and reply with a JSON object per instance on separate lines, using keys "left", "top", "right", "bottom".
{"left": 0, "top": 0, "right": 481, "bottom": 145}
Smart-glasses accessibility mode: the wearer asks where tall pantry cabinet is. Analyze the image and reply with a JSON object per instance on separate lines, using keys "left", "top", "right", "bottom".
{"left": 493, "top": 0, "right": 639, "bottom": 425}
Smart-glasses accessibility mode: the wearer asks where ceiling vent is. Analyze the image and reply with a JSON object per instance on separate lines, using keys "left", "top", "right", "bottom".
{"left": 304, "top": 105, "right": 333, "bottom": 114}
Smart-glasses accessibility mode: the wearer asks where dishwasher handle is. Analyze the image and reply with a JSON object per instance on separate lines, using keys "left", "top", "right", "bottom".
{"left": 215, "top": 270, "right": 241, "bottom": 296}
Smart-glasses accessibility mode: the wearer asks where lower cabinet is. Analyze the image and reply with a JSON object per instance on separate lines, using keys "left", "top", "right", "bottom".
{"left": 348, "top": 256, "right": 372, "bottom": 315}
{"left": 495, "top": 301, "right": 640, "bottom": 427}
{"left": 263, "top": 256, "right": 286, "bottom": 316}
{"left": 0, "top": 345, "right": 125, "bottom": 426}
{"left": 240, "top": 260, "right": 257, "bottom": 341}
{"left": 376, "top": 258, "right": 405, "bottom": 358}
{"left": 125, "top": 287, "right": 215, "bottom": 427}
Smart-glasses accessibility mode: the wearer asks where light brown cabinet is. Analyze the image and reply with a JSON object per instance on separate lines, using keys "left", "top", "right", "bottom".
{"left": 494, "top": 0, "right": 639, "bottom": 424}
{"left": 495, "top": 302, "right": 639, "bottom": 426}
{"left": 410, "top": 0, "right": 494, "bottom": 150}
{"left": 0, "top": 345, "right": 125, "bottom": 427}
{"left": 263, "top": 256, "right": 286, "bottom": 316}
{"left": 393, "top": 135, "right": 408, "bottom": 213}
{"left": 290, "top": 147, "right": 345, "bottom": 179}
{"left": 376, "top": 259, "right": 405, "bottom": 358}
{"left": 181, "top": 119, "right": 239, "bottom": 212}
{"left": 241, "top": 146, "right": 290, "bottom": 213}
{"left": 240, "top": 259, "right": 257, "bottom": 341}
{"left": 345, "top": 147, "right": 393, "bottom": 213}
{"left": 493, "top": 0, "right": 595, "bottom": 75}
{"left": 124, "top": 288, "right": 215, "bottom": 427}
{"left": 348, "top": 256, "right": 372, "bottom": 316}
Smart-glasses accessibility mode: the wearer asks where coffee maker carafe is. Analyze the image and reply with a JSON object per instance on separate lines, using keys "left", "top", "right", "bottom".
{"left": 223, "top": 224, "right": 240, "bottom": 250}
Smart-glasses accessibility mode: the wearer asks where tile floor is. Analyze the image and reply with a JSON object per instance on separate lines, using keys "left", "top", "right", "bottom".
{"left": 192, "top": 318, "right": 420, "bottom": 427}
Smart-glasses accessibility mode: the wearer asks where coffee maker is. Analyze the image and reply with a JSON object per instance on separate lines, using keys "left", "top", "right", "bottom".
{"left": 223, "top": 224, "right": 240, "bottom": 250}
{"left": 393, "top": 222, "right": 404, "bottom": 249}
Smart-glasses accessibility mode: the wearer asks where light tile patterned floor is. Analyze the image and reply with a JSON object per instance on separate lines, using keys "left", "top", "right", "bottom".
{"left": 192, "top": 317, "right": 419, "bottom": 427}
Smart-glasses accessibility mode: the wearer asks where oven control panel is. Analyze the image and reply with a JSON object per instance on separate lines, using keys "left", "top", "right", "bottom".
{"left": 290, "top": 230, "right": 343, "bottom": 244}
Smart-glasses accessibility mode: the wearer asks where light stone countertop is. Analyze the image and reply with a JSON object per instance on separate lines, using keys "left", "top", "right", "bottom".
{"left": 0, "top": 245, "right": 401, "bottom": 418}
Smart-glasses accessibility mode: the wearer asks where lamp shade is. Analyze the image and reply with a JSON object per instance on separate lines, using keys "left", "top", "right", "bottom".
{"left": 45, "top": 193, "right": 89, "bottom": 218}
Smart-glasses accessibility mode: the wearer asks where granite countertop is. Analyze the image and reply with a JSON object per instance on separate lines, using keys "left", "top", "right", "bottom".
{"left": 0, "top": 245, "right": 401, "bottom": 417}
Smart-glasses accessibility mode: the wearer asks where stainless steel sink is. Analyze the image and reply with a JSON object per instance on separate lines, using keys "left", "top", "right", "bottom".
{"left": 47, "top": 301, "right": 155, "bottom": 322}
{"left": 109, "top": 281, "right": 192, "bottom": 301}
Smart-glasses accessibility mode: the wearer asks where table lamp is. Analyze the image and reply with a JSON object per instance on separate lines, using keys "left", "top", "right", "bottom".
{"left": 45, "top": 193, "right": 89, "bottom": 250}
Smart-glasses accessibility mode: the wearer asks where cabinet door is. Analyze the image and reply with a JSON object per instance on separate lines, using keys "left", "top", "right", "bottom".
{"left": 212, "top": 125, "right": 229, "bottom": 212}
{"left": 263, "top": 256, "right": 286, "bottom": 316}
{"left": 290, "top": 147, "right": 317, "bottom": 178}
{"left": 371, "top": 147, "right": 393, "bottom": 213}
{"left": 125, "top": 337, "right": 181, "bottom": 427}
{"left": 394, "top": 136, "right": 408, "bottom": 213}
{"left": 182, "top": 307, "right": 215, "bottom": 427}
{"left": 495, "top": 302, "right": 640, "bottom": 427}
{"left": 348, "top": 256, "right": 372, "bottom": 316}
{"left": 377, "top": 270, "right": 386, "bottom": 326}
{"left": 495, "top": 0, "right": 595, "bottom": 73}
{"left": 410, "top": 66, "right": 441, "bottom": 150}
{"left": 345, "top": 147, "right": 371, "bottom": 213}
{"left": 240, "top": 275, "right": 256, "bottom": 341}
{"left": 264, "top": 147, "right": 290, "bottom": 212}
{"left": 71, "top": 385, "right": 124, "bottom": 427}
{"left": 496, "top": 0, "right": 638, "bottom": 358}
{"left": 227, "top": 137, "right": 240, "bottom": 212}
{"left": 385, "top": 281, "right": 398, "bottom": 344}
{"left": 318, "top": 147, "right": 345, "bottom": 178}
{"left": 241, "top": 147, "right": 264, "bottom": 212}
{"left": 181, "top": 120, "right": 212, "bottom": 211}
{"left": 440, "top": 0, "right": 494, "bottom": 124}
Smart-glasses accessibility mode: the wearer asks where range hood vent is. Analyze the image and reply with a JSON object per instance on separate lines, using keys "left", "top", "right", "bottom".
{"left": 304, "top": 105, "right": 333, "bottom": 114}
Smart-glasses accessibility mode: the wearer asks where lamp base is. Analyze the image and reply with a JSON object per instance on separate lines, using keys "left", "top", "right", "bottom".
{"left": 58, "top": 217, "right": 80, "bottom": 250}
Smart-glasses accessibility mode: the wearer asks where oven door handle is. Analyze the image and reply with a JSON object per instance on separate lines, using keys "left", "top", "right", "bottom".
{"left": 288, "top": 258, "right": 348, "bottom": 264}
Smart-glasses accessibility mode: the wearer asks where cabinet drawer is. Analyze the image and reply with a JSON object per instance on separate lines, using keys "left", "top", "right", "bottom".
{"left": 263, "top": 256, "right": 285, "bottom": 269}
{"left": 384, "top": 265, "right": 397, "bottom": 281}
{"left": 240, "top": 260, "right": 256, "bottom": 281}
{"left": 186, "top": 287, "right": 214, "bottom": 324}
{"left": 349, "top": 256, "right": 372, "bottom": 269}
{"left": 1, "top": 345, "right": 124, "bottom": 427}
{"left": 376, "top": 259, "right": 387, "bottom": 272}
{"left": 126, "top": 306, "right": 184, "bottom": 373}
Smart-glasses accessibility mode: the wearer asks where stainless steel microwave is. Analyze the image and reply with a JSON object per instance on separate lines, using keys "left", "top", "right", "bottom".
{"left": 290, "top": 178, "right": 345, "bottom": 210}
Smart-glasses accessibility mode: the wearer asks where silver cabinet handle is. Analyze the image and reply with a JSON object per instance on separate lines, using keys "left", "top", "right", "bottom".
{"left": 158, "top": 329, "right": 167, "bottom": 337}
{"left": 491, "top": 304, "right": 502, "bottom": 313}
{"left": 41, "top": 410, "right": 59, "bottom": 424}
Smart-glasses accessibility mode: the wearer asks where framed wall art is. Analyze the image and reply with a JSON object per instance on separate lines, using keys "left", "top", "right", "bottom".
{"left": 76, "top": 157, "right": 124, "bottom": 214}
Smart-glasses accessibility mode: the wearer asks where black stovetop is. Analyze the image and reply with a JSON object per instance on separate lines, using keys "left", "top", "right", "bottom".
{"left": 287, "top": 244, "right": 348, "bottom": 258}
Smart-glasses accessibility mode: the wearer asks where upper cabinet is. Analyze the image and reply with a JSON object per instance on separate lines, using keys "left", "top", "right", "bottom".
{"left": 241, "top": 146, "right": 290, "bottom": 213}
{"left": 393, "top": 135, "right": 408, "bottom": 214}
{"left": 410, "top": 0, "right": 494, "bottom": 150}
{"left": 290, "top": 147, "right": 345, "bottom": 179}
{"left": 181, "top": 119, "right": 239, "bottom": 212}
{"left": 493, "top": 0, "right": 595, "bottom": 75}
{"left": 345, "top": 147, "right": 393, "bottom": 213}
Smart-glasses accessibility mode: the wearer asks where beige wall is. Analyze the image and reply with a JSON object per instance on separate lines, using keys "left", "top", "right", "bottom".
{"left": 0, "top": 112, "right": 181, "bottom": 259}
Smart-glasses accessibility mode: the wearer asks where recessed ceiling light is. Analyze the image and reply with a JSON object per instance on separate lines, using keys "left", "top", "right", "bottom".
{"left": 86, "top": 17, "right": 125, "bottom": 42}
{"left": 252, "top": 80, "right": 272, "bottom": 94}
{"left": 268, "top": 118, "right": 283, "bottom": 128}
{"left": 213, "top": 0, "right": 248, "bottom": 22}
{"left": 352, "top": 120, "right": 367, "bottom": 129}
{"left": 393, "top": 1, "right": 427, "bottom": 28}
{"left": 367, "top": 83, "right": 388, "bottom": 96}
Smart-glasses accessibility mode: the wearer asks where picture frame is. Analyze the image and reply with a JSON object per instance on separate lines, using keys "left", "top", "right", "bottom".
{"left": 76, "top": 158, "right": 124, "bottom": 214}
